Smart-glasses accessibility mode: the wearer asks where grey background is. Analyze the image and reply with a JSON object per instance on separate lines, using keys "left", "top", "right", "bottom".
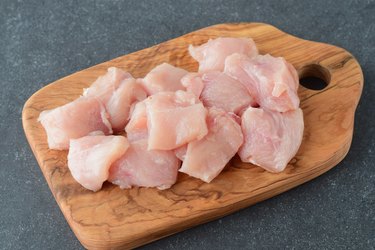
{"left": 1, "top": 0, "right": 374, "bottom": 249}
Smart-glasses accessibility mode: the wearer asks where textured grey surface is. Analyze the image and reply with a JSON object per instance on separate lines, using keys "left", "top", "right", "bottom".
{"left": 1, "top": 0, "right": 374, "bottom": 249}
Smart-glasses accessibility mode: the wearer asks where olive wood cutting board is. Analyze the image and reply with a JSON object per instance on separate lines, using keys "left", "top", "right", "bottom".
{"left": 22, "top": 23, "right": 363, "bottom": 249}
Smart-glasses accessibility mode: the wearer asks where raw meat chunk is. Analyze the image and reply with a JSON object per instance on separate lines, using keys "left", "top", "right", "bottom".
{"left": 182, "top": 71, "right": 256, "bottom": 114}
{"left": 179, "top": 108, "right": 243, "bottom": 183}
{"left": 106, "top": 78, "right": 147, "bottom": 131}
{"left": 238, "top": 107, "right": 304, "bottom": 172}
{"left": 84, "top": 67, "right": 132, "bottom": 103}
{"left": 108, "top": 139, "right": 180, "bottom": 190}
{"left": 228, "top": 112, "right": 242, "bottom": 125}
{"left": 146, "top": 91, "right": 208, "bottom": 150}
{"left": 224, "top": 53, "right": 299, "bottom": 112}
{"left": 141, "top": 63, "right": 188, "bottom": 95}
{"left": 68, "top": 135, "right": 129, "bottom": 191}
{"left": 200, "top": 72, "right": 255, "bottom": 114}
{"left": 181, "top": 73, "right": 204, "bottom": 99}
{"left": 189, "top": 37, "right": 258, "bottom": 72}
{"left": 84, "top": 67, "right": 146, "bottom": 131}
{"left": 125, "top": 101, "right": 148, "bottom": 141}
{"left": 174, "top": 145, "right": 187, "bottom": 161}
{"left": 38, "top": 97, "right": 112, "bottom": 150}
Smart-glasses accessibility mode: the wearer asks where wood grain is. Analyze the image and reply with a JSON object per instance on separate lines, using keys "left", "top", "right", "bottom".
{"left": 22, "top": 23, "right": 363, "bottom": 249}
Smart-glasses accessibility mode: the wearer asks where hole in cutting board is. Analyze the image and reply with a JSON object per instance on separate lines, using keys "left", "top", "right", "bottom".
{"left": 298, "top": 64, "right": 330, "bottom": 90}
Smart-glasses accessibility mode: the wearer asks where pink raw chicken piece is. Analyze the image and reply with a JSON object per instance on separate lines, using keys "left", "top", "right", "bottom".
{"left": 38, "top": 97, "right": 112, "bottom": 150}
{"left": 238, "top": 107, "right": 304, "bottom": 172}
{"left": 84, "top": 67, "right": 132, "bottom": 103}
{"left": 174, "top": 145, "right": 187, "bottom": 161}
{"left": 106, "top": 78, "right": 147, "bottom": 131}
{"left": 181, "top": 73, "right": 204, "bottom": 99}
{"left": 179, "top": 108, "right": 243, "bottom": 183}
{"left": 141, "top": 63, "right": 188, "bottom": 95}
{"left": 200, "top": 71, "right": 256, "bottom": 114}
{"left": 108, "top": 139, "right": 180, "bottom": 190}
{"left": 84, "top": 67, "right": 146, "bottom": 131}
{"left": 146, "top": 91, "right": 208, "bottom": 150}
{"left": 189, "top": 37, "right": 258, "bottom": 72}
{"left": 68, "top": 135, "right": 129, "bottom": 191}
{"left": 225, "top": 53, "right": 300, "bottom": 112}
{"left": 125, "top": 101, "right": 148, "bottom": 141}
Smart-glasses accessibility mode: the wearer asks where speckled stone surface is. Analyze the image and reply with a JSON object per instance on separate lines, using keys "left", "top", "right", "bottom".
{"left": 0, "top": 0, "right": 374, "bottom": 249}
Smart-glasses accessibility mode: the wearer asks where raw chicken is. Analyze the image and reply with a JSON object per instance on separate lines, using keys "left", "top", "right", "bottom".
{"left": 200, "top": 72, "right": 255, "bottom": 114}
{"left": 224, "top": 53, "right": 300, "bottom": 112}
{"left": 179, "top": 108, "right": 243, "bottom": 183}
{"left": 174, "top": 145, "right": 187, "bottom": 161}
{"left": 146, "top": 91, "right": 208, "bottom": 150}
{"left": 39, "top": 36, "right": 305, "bottom": 192}
{"left": 84, "top": 67, "right": 132, "bottom": 103}
{"left": 68, "top": 135, "right": 129, "bottom": 191}
{"left": 238, "top": 107, "right": 304, "bottom": 172}
{"left": 84, "top": 67, "right": 146, "bottom": 131}
{"left": 181, "top": 73, "right": 204, "bottom": 99}
{"left": 38, "top": 97, "right": 112, "bottom": 150}
{"left": 189, "top": 37, "right": 258, "bottom": 72}
{"left": 141, "top": 63, "right": 188, "bottom": 95}
{"left": 125, "top": 101, "right": 148, "bottom": 141}
{"left": 106, "top": 78, "right": 147, "bottom": 131}
{"left": 108, "top": 139, "right": 180, "bottom": 190}
{"left": 182, "top": 71, "right": 255, "bottom": 114}
{"left": 227, "top": 112, "right": 242, "bottom": 125}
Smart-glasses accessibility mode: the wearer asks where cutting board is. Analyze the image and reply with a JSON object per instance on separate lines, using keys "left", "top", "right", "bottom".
{"left": 22, "top": 23, "right": 363, "bottom": 249}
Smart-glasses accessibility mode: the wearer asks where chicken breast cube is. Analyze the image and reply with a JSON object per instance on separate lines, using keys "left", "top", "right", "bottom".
{"left": 225, "top": 53, "right": 300, "bottom": 112}
{"left": 108, "top": 139, "right": 180, "bottom": 190}
{"left": 182, "top": 71, "right": 256, "bottom": 114}
{"left": 125, "top": 101, "right": 148, "bottom": 141}
{"left": 174, "top": 145, "right": 187, "bottom": 161}
{"left": 181, "top": 73, "right": 204, "bottom": 100}
{"left": 84, "top": 67, "right": 146, "bottom": 131}
{"left": 38, "top": 97, "right": 112, "bottom": 150}
{"left": 179, "top": 108, "right": 243, "bottom": 183}
{"left": 200, "top": 72, "right": 256, "bottom": 114}
{"left": 84, "top": 67, "right": 132, "bottom": 103}
{"left": 146, "top": 91, "right": 208, "bottom": 150}
{"left": 189, "top": 37, "right": 258, "bottom": 72}
{"left": 238, "top": 107, "right": 304, "bottom": 172}
{"left": 141, "top": 63, "right": 188, "bottom": 95}
{"left": 68, "top": 135, "right": 129, "bottom": 192}
{"left": 106, "top": 78, "right": 147, "bottom": 131}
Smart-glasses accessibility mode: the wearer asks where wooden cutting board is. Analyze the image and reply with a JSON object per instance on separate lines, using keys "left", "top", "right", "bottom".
{"left": 22, "top": 23, "right": 363, "bottom": 249}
